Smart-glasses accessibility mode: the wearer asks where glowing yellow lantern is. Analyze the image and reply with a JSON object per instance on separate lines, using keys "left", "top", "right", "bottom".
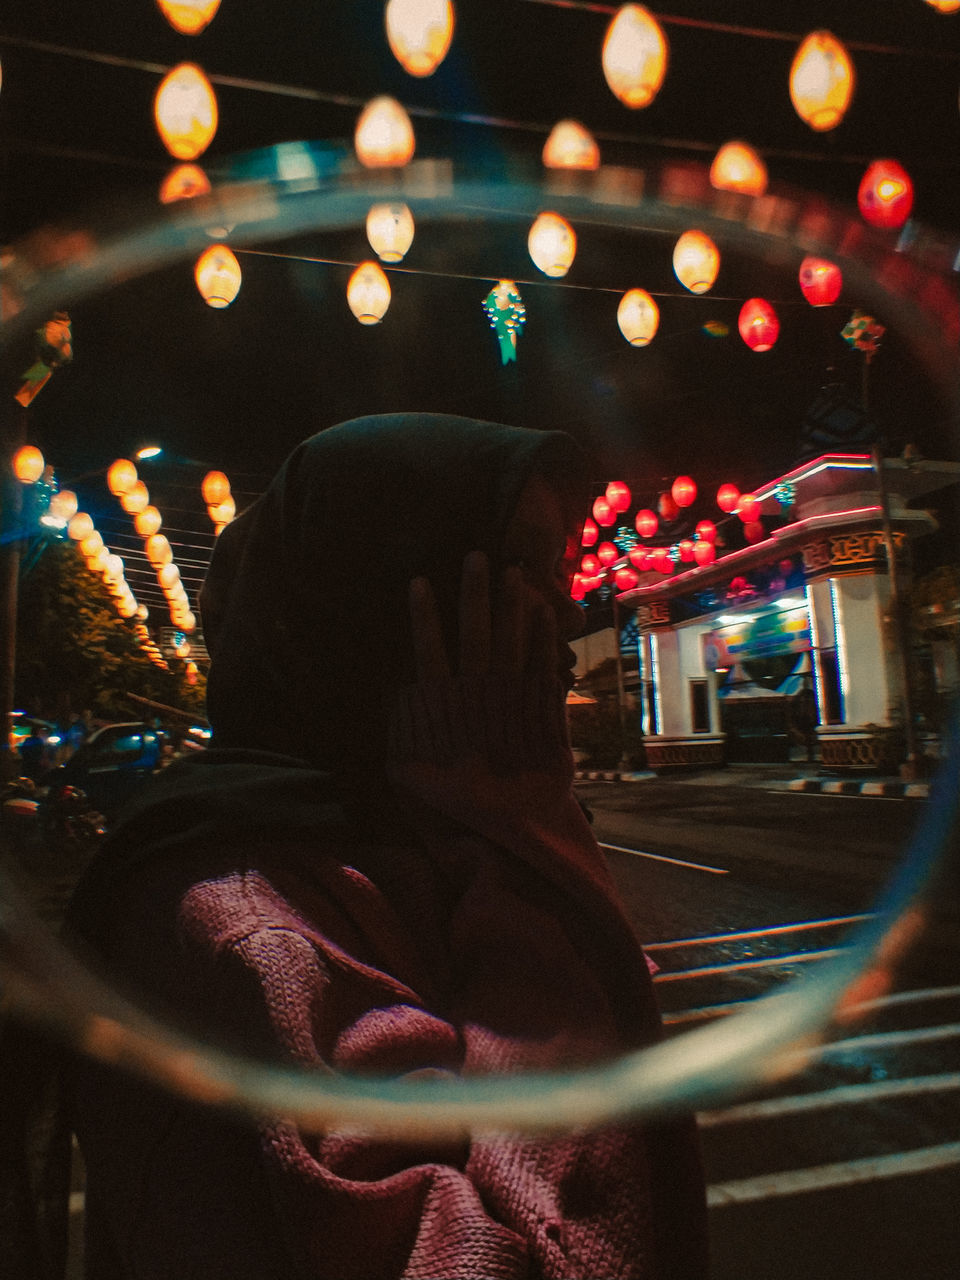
{"left": 159, "top": 163, "right": 211, "bottom": 204}
{"left": 154, "top": 63, "right": 219, "bottom": 160}
{"left": 208, "top": 495, "right": 236, "bottom": 524}
{"left": 13, "top": 445, "right": 44, "bottom": 483}
{"left": 201, "top": 470, "right": 231, "bottom": 505}
{"left": 195, "top": 244, "right": 241, "bottom": 308}
{"left": 542, "top": 120, "right": 600, "bottom": 171}
{"left": 79, "top": 532, "right": 104, "bottom": 558}
{"left": 158, "top": 563, "right": 181, "bottom": 590}
{"left": 602, "top": 5, "right": 669, "bottom": 109}
{"left": 354, "top": 96, "right": 416, "bottom": 168}
{"left": 180, "top": 611, "right": 197, "bottom": 632}
{"left": 347, "top": 261, "right": 392, "bottom": 325}
{"left": 156, "top": 1, "right": 221, "bottom": 35}
{"left": 68, "top": 512, "right": 94, "bottom": 541}
{"left": 366, "top": 203, "right": 415, "bottom": 263}
{"left": 120, "top": 481, "right": 150, "bottom": 514}
{"left": 86, "top": 547, "right": 108, "bottom": 573}
{"left": 117, "top": 595, "right": 139, "bottom": 619}
{"left": 107, "top": 458, "right": 137, "bottom": 496}
{"left": 135, "top": 506, "right": 163, "bottom": 537}
{"left": 385, "top": 0, "right": 455, "bottom": 77}
{"left": 789, "top": 32, "right": 855, "bottom": 132}
{"left": 710, "top": 141, "right": 768, "bottom": 196}
{"left": 145, "top": 534, "right": 173, "bottom": 566}
{"left": 924, "top": 1, "right": 960, "bottom": 12}
{"left": 528, "top": 212, "right": 577, "bottom": 278}
{"left": 672, "top": 230, "right": 720, "bottom": 294}
{"left": 617, "top": 289, "right": 659, "bottom": 346}
{"left": 48, "top": 489, "right": 78, "bottom": 521}
{"left": 102, "top": 553, "right": 125, "bottom": 582}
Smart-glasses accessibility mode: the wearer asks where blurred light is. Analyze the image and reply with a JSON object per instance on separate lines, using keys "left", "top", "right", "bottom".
{"left": 605, "top": 480, "right": 632, "bottom": 512}
{"left": 347, "top": 261, "right": 391, "bottom": 324}
{"left": 671, "top": 476, "right": 697, "bottom": 508}
{"left": 107, "top": 459, "right": 138, "bottom": 496}
{"left": 385, "top": 0, "right": 455, "bottom": 77}
{"left": 528, "top": 212, "right": 576, "bottom": 278}
{"left": 154, "top": 63, "right": 219, "bottom": 160}
{"left": 738, "top": 297, "right": 780, "bottom": 351}
{"left": 195, "top": 244, "right": 242, "bottom": 308}
{"left": 542, "top": 120, "right": 600, "bottom": 171}
{"left": 201, "top": 470, "right": 231, "bottom": 505}
{"left": 155, "top": 1, "right": 221, "bottom": 35}
{"left": 67, "top": 512, "right": 94, "bottom": 541}
{"left": 717, "top": 483, "right": 740, "bottom": 513}
{"left": 12, "top": 445, "right": 44, "bottom": 483}
{"left": 602, "top": 4, "right": 669, "bottom": 109}
{"left": 857, "top": 159, "right": 914, "bottom": 229}
{"left": 635, "top": 509, "right": 658, "bottom": 538}
{"left": 120, "top": 482, "right": 150, "bottom": 514}
{"left": 617, "top": 288, "right": 659, "bottom": 346}
{"left": 366, "top": 203, "right": 415, "bottom": 263}
{"left": 709, "top": 141, "right": 768, "bottom": 196}
{"left": 672, "top": 230, "right": 719, "bottom": 294}
{"left": 40, "top": 514, "right": 67, "bottom": 530}
{"left": 145, "top": 534, "right": 173, "bottom": 566}
{"left": 789, "top": 31, "right": 854, "bottom": 132}
{"left": 136, "top": 445, "right": 163, "bottom": 460}
{"left": 48, "top": 489, "right": 78, "bottom": 521}
{"left": 354, "top": 96, "right": 416, "bottom": 168}
{"left": 799, "top": 256, "right": 842, "bottom": 306}
{"left": 135, "top": 506, "right": 163, "bottom": 537}
{"left": 159, "top": 163, "right": 211, "bottom": 204}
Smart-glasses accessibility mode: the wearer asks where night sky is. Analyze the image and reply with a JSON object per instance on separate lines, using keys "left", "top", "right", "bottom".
{"left": 2, "top": 1, "right": 959, "bottom": 535}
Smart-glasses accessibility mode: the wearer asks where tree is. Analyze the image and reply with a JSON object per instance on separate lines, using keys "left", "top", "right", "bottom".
{"left": 14, "top": 539, "right": 206, "bottom": 724}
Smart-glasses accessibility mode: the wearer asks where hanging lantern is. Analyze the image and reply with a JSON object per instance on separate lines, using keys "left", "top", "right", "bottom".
{"left": 615, "top": 566, "right": 639, "bottom": 591}
{"left": 354, "top": 96, "right": 416, "bottom": 168}
{"left": 709, "top": 141, "right": 768, "bottom": 196}
{"left": 602, "top": 4, "right": 669, "bottom": 109}
{"left": 347, "top": 261, "right": 391, "bottom": 325}
{"left": 789, "top": 31, "right": 854, "bottom": 132}
{"left": 743, "top": 520, "right": 766, "bottom": 545}
{"left": 154, "top": 63, "right": 218, "bottom": 160}
{"left": 634, "top": 508, "right": 658, "bottom": 538}
{"left": 120, "top": 481, "right": 150, "bottom": 514}
{"left": 385, "top": 0, "right": 455, "bottom": 77}
{"left": 201, "top": 470, "right": 231, "bottom": 505}
{"left": 592, "top": 496, "right": 616, "bottom": 527}
{"left": 652, "top": 547, "right": 673, "bottom": 574}
{"left": 597, "top": 541, "right": 619, "bottom": 567}
{"left": 678, "top": 538, "right": 696, "bottom": 563}
{"left": 799, "top": 256, "right": 842, "bottom": 306}
{"left": 79, "top": 532, "right": 104, "bottom": 558}
{"left": 695, "top": 519, "right": 717, "bottom": 543}
{"left": 482, "top": 280, "right": 526, "bottom": 365}
{"left": 528, "top": 212, "right": 576, "bottom": 278}
{"left": 857, "top": 159, "right": 914, "bottom": 229}
{"left": 159, "top": 163, "right": 211, "bottom": 204}
{"left": 693, "top": 540, "right": 716, "bottom": 566}
{"left": 658, "top": 491, "right": 679, "bottom": 522}
{"left": 145, "top": 534, "right": 173, "bottom": 566}
{"left": 716, "top": 483, "right": 740, "bottom": 513}
{"left": 580, "top": 554, "right": 600, "bottom": 577}
{"left": 570, "top": 576, "right": 587, "bottom": 602}
{"left": 925, "top": 1, "right": 960, "bottom": 10}
{"left": 542, "top": 120, "right": 600, "bottom": 171}
{"left": 366, "top": 203, "right": 415, "bottom": 263}
{"left": 605, "top": 480, "right": 631, "bottom": 512}
{"left": 672, "top": 231, "right": 720, "bottom": 294}
{"left": 106, "top": 458, "right": 137, "bottom": 496}
{"left": 671, "top": 475, "right": 697, "bottom": 508}
{"left": 86, "top": 547, "right": 108, "bottom": 573}
{"left": 102, "top": 553, "right": 125, "bottom": 582}
{"left": 158, "top": 563, "right": 181, "bottom": 590}
{"left": 156, "top": 1, "right": 221, "bottom": 35}
{"left": 627, "top": 546, "right": 647, "bottom": 569}
{"left": 738, "top": 298, "right": 780, "bottom": 352}
{"left": 580, "top": 517, "right": 599, "bottom": 548}
{"left": 48, "top": 489, "right": 78, "bottom": 521}
{"left": 208, "top": 495, "right": 236, "bottom": 524}
{"left": 68, "top": 512, "right": 94, "bottom": 541}
{"left": 135, "top": 506, "right": 163, "bottom": 537}
{"left": 617, "top": 289, "right": 659, "bottom": 346}
{"left": 195, "top": 244, "right": 242, "bottom": 308}
{"left": 12, "top": 445, "right": 45, "bottom": 483}
{"left": 737, "top": 493, "right": 761, "bottom": 522}
{"left": 841, "top": 310, "right": 885, "bottom": 360}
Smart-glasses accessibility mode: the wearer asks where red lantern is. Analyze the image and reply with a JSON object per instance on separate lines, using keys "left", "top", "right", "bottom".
{"left": 738, "top": 298, "right": 780, "bottom": 351}
{"left": 658, "top": 491, "right": 679, "bottom": 522}
{"left": 605, "top": 480, "right": 631, "bottom": 512}
{"left": 693, "top": 540, "right": 716, "bottom": 566}
{"left": 592, "top": 496, "right": 616, "bottom": 526}
{"left": 695, "top": 519, "right": 717, "bottom": 543}
{"left": 614, "top": 566, "right": 639, "bottom": 591}
{"left": 570, "top": 576, "right": 587, "bottom": 601}
{"left": 737, "top": 493, "right": 761, "bottom": 522}
{"left": 628, "top": 546, "right": 647, "bottom": 569}
{"left": 743, "top": 520, "right": 766, "bottom": 544}
{"left": 580, "top": 554, "right": 599, "bottom": 576}
{"left": 652, "top": 547, "right": 674, "bottom": 574}
{"left": 597, "top": 541, "right": 619, "bottom": 567}
{"left": 580, "top": 517, "right": 599, "bottom": 547}
{"left": 635, "top": 508, "right": 658, "bottom": 538}
{"left": 678, "top": 538, "right": 696, "bottom": 562}
{"left": 858, "top": 159, "right": 914, "bottom": 229}
{"left": 717, "top": 483, "right": 740, "bottom": 513}
{"left": 671, "top": 475, "right": 697, "bottom": 508}
{"left": 799, "top": 256, "right": 842, "bottom": 306}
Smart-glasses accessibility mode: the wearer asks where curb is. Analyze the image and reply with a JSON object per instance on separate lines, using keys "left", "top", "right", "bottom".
{"left": 574, "top": 770, "right": 931, "bottom": 798}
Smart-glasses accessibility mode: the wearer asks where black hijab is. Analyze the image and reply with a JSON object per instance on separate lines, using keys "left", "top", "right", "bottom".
{"left": 199, "top": 413, "right": 588, "bottom": 777}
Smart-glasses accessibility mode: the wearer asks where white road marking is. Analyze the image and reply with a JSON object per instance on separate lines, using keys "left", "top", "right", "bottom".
{"left": 699, "top": 1072, "right": 960, "bottom": 1125}
{"left": 652, "top": 948, "right": 843, "bottom": 982}
{"left": 707, "top": 1141, "right": 960, "bottom": 1205}
{"left": 644, "top": 914, "right": 875, "bottom": 952}
{"left": 814, "top": 1022, "right": 960, "bottom": 1055}
{"left": 598, "top": 842, "right": 729, "bottom": 875}
{"left": 664, "top": 983, "right": 960, "bottom": 1027}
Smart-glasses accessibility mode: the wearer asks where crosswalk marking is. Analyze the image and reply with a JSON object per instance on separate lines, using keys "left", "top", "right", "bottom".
{"left": 699, "top": 1072, "right": 960, "bottom": 1125}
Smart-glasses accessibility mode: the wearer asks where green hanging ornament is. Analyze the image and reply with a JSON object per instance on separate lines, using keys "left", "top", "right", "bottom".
{"left": 482, "top": 279, "right": 526, "bottom": 365}
{"left": 15, "top": 311, "right": 73, "bottom": 406}
{"left": 841, "top": 310, "right": 885, "bottom": 363}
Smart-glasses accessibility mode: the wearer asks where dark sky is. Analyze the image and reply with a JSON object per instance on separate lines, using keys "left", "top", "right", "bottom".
{"left": 2, "top": 1, "right": 959, "bottom": 514}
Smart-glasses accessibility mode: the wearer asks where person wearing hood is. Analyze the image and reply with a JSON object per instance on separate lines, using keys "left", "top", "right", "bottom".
{"left": 65, "top": 413, "right": 708, "bottom": 1280}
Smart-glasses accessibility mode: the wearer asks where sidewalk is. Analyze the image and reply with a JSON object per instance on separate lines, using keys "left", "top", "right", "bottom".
{"left": 574, "top": 760, "right": 932, "bottom": 799}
